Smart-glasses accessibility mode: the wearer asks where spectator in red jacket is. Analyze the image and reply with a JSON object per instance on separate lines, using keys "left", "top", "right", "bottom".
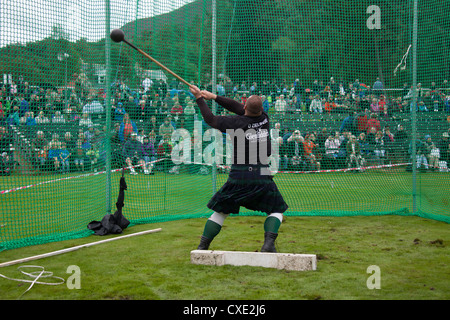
{"left": 366, "top": 113, "right": 380, "bottom": 134}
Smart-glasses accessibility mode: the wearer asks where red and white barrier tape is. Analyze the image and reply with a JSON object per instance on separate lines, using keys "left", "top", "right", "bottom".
{"left": 0, "top": 158, "right": 166, "bottom": 195}
{"left": 276, "top": 162, "right": 411, "bottom": 174}
{"left": 1, "top": 160, "right": 411, "bottom": 195}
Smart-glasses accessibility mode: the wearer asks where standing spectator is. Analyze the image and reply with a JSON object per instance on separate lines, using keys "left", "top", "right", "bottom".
{"left": 382, "top": 126, "right": 395, "bottom": 158}
{"left": 394, "top": 124, "right": 408, "bottom": 160}
{"left": 261, "top": 95, "right": 269, "bottom": 113}
{"left": 340, "top": 111, "right": 357, "bottom": 134}
{"left": 141, "top": 135, "right": 156, "bottom": 175}
{"left": 437, "top": 132, "right": 449, "bottom": 165}
{"left": 123, "top": 132, "right": 144, "bottom": 175}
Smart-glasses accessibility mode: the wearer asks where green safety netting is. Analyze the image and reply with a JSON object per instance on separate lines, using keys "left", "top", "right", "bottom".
{"left": 0, "top": 0, "right": 449, "bottom": 251}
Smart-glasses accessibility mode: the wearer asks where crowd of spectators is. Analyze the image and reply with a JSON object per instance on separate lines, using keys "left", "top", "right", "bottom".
{"left": 0, "top": 74, "right": 449, "bottom": 175}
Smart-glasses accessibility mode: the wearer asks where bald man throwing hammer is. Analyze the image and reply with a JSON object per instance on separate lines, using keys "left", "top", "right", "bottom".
{"left": 190, "top": 85, "right": 288, "bottom": 252}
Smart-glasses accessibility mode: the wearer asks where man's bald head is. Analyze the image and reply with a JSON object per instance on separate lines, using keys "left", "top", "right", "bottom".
{"left": 244, "top": 95, "right": 263, "bottom": 116}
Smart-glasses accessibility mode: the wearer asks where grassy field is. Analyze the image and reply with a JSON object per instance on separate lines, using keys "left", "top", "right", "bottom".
{"left": 0, "top": 215, "right": 449, "bottom": 300}
{"left": 0, "top": 169, "right": 449, "bottom": 301}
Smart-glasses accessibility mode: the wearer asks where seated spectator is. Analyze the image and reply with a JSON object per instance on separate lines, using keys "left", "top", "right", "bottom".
{"left": 157, "top": 134, "right": 173, "bottom": 172}
{"left": 346, "top": 135, "right": 365, "bottom": 171}
{"left": 31, "top": 130, "right": 48, "bottom": 168}
{"left": 309, "top": 95, "right": 323, "bottom": 113}
{"left": 123, "top": 132, "right": 144, "bottom": 175}
{"left": 409, "top": 138, "right": 429, "bottom": 171}
{"left": 86, "top": 143, "right": 100, "bottom": 172}
{"left": 159, "top": 117, "right": 175, "bottom": 139}
{"left": 7, "top": 106, "right": 20, "bottom": 125}
{"left": 74, "top": 134, "right": 86, "bottom": 172}
{"left": 366, "top": 113, "right": 380, "bottom": 134}
{"left": 20, "top": 112, "right": 36, "bottom": 126}
{"left": 370, "top": 98, "right": 380, "bottom": 113}
{"left": 82, "top": 98, "right": 104, "bottom": 114}
{"left": 79, "top": 113, "right": 93, "bottom": 127}
{"left": 84, "top": 124, "right": 95, "bottom": 142}
{"left": 285, "top": 130, "right": 306, "bottom": 171}
{"left": 418, "top": 101, "right": 428, "bottom": 112}
{"left": 119, "top": 113, "right": 138, "bottom": 143}
{"left": 52, "top": 111, "right": 65, "bottom": 124}
{"left": 114, "top": 102, "right": 126, "bottom": 122}
{"left": 184, "top": 99, "right": 196, "bottom": 116}
{"left": 324, "top": 97, "right": 337, "bottom": 114}
{"left": 373, "top": 131, "right": 386, "bottom": 163}
{"left": 59, "top": 142, "right": 71, "bottom": 173}
{"left": 170, "top": 102, "right": 183, "bottom": 115}
{"left": 48, "top": 141, "right": 62, "bottom": 172}
{"left": 323, "top": 132, "right": 341, "bottom": 169}
{"left": 276, "top": 137, "right": 288, "bottom": 171}
{"left": 358, "top": 132, "right": 371, "bottom": 157}
{"left": 303, "top": 133, "right": 320, "bottom": 170}
{"left": 35, "top": 110, "right": 50, "bottom": 124}
{"left": 424, "top": 135, "right": 439, "bottom": 171}
{"left": 0, "top": 151, "right": 12, "bottom": 176}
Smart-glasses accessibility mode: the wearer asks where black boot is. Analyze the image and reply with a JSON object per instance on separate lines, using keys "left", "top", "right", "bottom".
{"left": 197, "top": 235, "right": 213, "bottom": 250}
{"left": 261, "top": 232, "right": 278, "bottom": 253}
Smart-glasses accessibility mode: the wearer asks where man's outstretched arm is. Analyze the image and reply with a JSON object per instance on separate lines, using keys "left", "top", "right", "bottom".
{"left": 190, "top": 85, "right": 219, "bottom": 129}
{"left": 201, "top": 90, "right": 245, "bottom": 116}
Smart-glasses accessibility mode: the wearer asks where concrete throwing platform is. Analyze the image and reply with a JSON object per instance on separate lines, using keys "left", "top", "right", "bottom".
{"left": 190, "top": 250, "right": 317, "bottom": 271}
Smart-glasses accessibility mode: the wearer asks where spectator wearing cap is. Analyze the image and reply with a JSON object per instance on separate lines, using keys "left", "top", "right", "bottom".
{"left": 114, "top": 102, "right": 126, "bottom": 122}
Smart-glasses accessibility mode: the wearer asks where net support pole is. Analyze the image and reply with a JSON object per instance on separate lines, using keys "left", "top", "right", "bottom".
{"left": 211, "top": 0, "right": 217, "bottom": 194}
{"left": 0, "top": 228, "right": 162, "bottom": 268}
{"left": 411, "top": 0, "right": 418, "bottom": 213}
{"left": 104, "top": 0, "right": 112, "bottom": 214}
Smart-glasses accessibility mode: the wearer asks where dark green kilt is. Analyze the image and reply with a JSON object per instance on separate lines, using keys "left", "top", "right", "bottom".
{"left": 207, "top": 165, "right": 288, "bottom": 215}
